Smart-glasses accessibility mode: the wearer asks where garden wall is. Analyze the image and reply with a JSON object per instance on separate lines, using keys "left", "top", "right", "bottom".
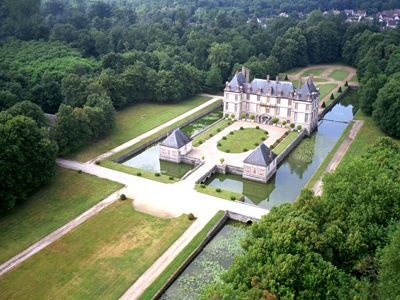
{"left": 276, "top": 130, "right": 307, "bottom": 164}
{"left": 194, "top": 164, "right": 244, "bottom": 184}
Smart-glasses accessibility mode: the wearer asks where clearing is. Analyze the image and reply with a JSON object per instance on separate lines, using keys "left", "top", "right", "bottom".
{"left": 0, "top": 201, "right": 192, "bottom": 300}
{"left": 0, "top": 167, "right": 123, "bottom": 265}
{"left": 217, "top": 128, "right": 268, "bottom": 153}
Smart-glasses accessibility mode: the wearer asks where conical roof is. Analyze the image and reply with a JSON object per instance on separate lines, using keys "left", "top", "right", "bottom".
{"left": 244, "top": 143, "right": 277, "bottom": 167}
{"left": 160, "top": 129, "right": 192, "bottom": 149}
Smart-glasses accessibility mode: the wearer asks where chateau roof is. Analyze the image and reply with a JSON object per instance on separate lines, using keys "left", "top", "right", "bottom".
{"left": 244, "top": 143, "right": 277, "bottom": 167}
{"left": 160, "top": 129, "right": 192, "bottom": 149}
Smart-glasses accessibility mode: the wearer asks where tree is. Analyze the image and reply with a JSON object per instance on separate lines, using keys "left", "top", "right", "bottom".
{"left": 85, "top": 94, "right": 116, "bottom": 134}
{"left": 7, "top": 101, "right": 49, "bottom": 128}
{"left": 207, "top": 42, "right": 233, "bottom": 80}
{"left": 50, "top": 24, "right": 78, "bottom": 43}
{"left": 0, "top": 112, "right": 58, "bottom": 212}
{"left": 61, "top": 74, "right": 90, "bottom": 108}
{"left": 206, "top": 64, "right": 222, "bottom": 94}
{"left": 28, "top": 73, "right": 63, "bottom": 114}
{"left": 359, "top": 77, "right": 383, "bottom": 116}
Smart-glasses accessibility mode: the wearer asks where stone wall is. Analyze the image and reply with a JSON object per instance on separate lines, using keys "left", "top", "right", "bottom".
{"left": 180, "top": 156, "right": 201, "bottom": 166}
{"left": 227, "top": 210, "right": 262, "bottom": 222}
{"left": 112, "top": 101, "right": 222, "bottom": 164}
{"left": 276, "top": 130, "right": 306, "bottom": 164}
{"left": 319, "top": 85, "right": 358, "bottom": 119}
{"left": 195, "top": 164, "right": 244, "bottom": 184}
{"left": 195, "top": 165, "right": 218, "bottom": 184}
{"left": 191, "top": 117, "right": 225, "bottom": 139}
{"left": 242, "top": 164, "right": 276, "bottom": 183}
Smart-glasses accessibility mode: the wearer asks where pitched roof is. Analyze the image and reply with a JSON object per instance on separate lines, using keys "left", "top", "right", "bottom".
{"left": 244, "top": 143, "right": 277, "bottom": 167}
{"left": 44, "top": 113, "right": 57, "bottom": 127}
{"left": 160, "top": 129, "right": 192, "bottom": 149}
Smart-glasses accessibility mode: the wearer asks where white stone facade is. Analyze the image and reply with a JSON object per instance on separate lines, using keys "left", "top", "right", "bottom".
{"left": 242, "top": 160, "right": 277, "bottom": 183}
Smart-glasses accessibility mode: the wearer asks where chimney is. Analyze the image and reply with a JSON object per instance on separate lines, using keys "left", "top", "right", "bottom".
{"left": 267, "top": 74, "right": 270, "bottom": 83}
{"left": 246, "top": 69, "right": 249, "bottom": 83}
{"left": 308, "top": 73, "right": 314, "bottom": 86}
{"left": 242, "top": 66, "right": 245, "bottom": 75}
{"left": 167, "top": 131, "right": 169, "bottom": 137}
{"left": 235, "top": 70, "right": 238, "bottom": 77}
{"left": 225, "top": 81, "right": 229, "bottom": 89}
{"left": 298, "top": 74, "right": 301, "bottom": 90}
{"left": 276, "top": 75, "right": 279, "bottom": 84}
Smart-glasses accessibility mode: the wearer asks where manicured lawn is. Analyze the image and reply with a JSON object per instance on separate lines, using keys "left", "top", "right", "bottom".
{"left": 0, "top": 167, "right": 124, "bottom": 265}
{"left": 349, "top": 74, "right": 358, "bottom": 82}
{"left": 313, "top": 78, "right": 327, "bottom": 82}
{"left": 316, "top": 84, "right": 338, "bottom": 99}
{"left": 340, "top": 110, "right": 400, "bottom": 165}
{"left": 328, "top": 69, "right": 349, "bottom": 81}
{"left": 192, "top": 120, "right": 232, "bottom": 146}
{"left": 138, "top": 211, "right": 225, "bottom": 300}
{"left": 302, "top": 68, "right": 326, "bottom": 76}
{"left": 305, "top": 121, "right": 354, "bottom": 190}
{"left": 194, "top": 184, "right": 243, "bottom": 201}
{"left": 292, "top": 80, "right": 305, "bottom": 88}
{"left": 64, "top": 95, "right": 213, "bottom": 162}
{"left": 217, "top": 128, "right": 267, "bottom": 153}
{"left": 273, "top": 131, "right": 299, "bottom": 155}
{"left": 0, "top": 201, "right": 192, "bottom": 300}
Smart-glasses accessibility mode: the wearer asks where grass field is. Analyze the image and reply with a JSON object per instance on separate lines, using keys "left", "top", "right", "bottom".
{"left": 138, "top": 211, "right": 225, "bottom": 300}
{"left": 292, "top": 80, "right": 305, "bottom": 88}
{"left": 217, "top": 128, "right": 267, "bottom": 153}
{"left": 328, "top": 69, "right": 349, "bottom": 81}
{"left": 0, "top": 167, "right": 123, "bottom": 265}
{"left": 193, "top": 120, "right": 232, "bottom": 146}
{"left": 194, "top": 184, "right": 243, "bottom": 201}
{"left": 273, "top": 131, "right": 299, "bottom": 155}
{"left": 316, "top": 84, "right": 338, "bottom": 99}
{"left": 0, "top": 201, "right": 192, "bottom": 300}
{"left": 313, "top": 78, "right": 327, "bottom": 82}
{"left": 64, "top": 96, "right": 212, "bottom": 162}
{"left": 302, "top": 68, "right": 326, "bottom": 76}
{"left": 349, "top": 74, "right": 358, "bottom": 82}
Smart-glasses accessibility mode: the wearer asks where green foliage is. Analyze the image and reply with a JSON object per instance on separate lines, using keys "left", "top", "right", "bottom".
{"left": 256, "top": 126, "right": 259, "bottom": 129}
{"left": 241, "top": 113, "right": 246, "bottom": 119}
{"left": 7, "top": 101, "right": 48, "bottom": 128}
{"left": 322, "top": 101, "right": 326, "bottom": 108}
{"left": 242, "top": 148, "right": 247, "bottom": 152}
{"left": 188, "top": 213, "right": 194, "bottom": 220}
{"left": 222, "top": 136, "right": 227, "bottom": 140}
{"left": 225, "top": 113, "right": 229, "bottom": 118}
{"left": 264, "top": 131, "right": 268, "bottom": 134}
{"left": 220, "top": 158, "right": 225, "bottom": 164}
{"left": 338, "top": 86, "right": 342, "bottom": 93}
{"left": 137, "top": 172, "right": 141, "bottom": 176}
{"left": 217, "top": 142, "right": 221, "bottom": 146}
{"left": 230, "top": 114, "right": 235, "bottom": 118}
{"left": 155, "top": 172, "right": 160, "bottom": 177}
{"left": 78, "top": 169, "right": 82, "bottom": 174}
{"left": 290, "top": 123, "right": 295, "bottom": 128}
{"left": 169, "top": 176, "right": 174, "bottom": 180}
{"left": 297, "top": 125, "right": 302, "bottom": 130}
{"left": 261, "top": 137, "right": 266, "bottom": 141}
{"left": 225, "top": 149, "right": 230, "bottom": 153}
{"left": 201, "top": 183, "right": 205, "bottom": 188}
{"left": 95, "top": 160, "right": 100, "bottom": 165}
{"left": 229, "top": 131, "right": 233, "bottom": 135}
{"left": 239, "top": 126, "right": 243, "bottom": 130}
{"left": 250, "top": 115, "right": 255, "bottom": 120}
{"left": 289, "top": 134, "right": 315, "bottom": 163}
{"left": 276, "top": 139, "right": 280, "bottom": 143}
{"left": 120, "top": 194, "right": 126, "bottom": 200}
{"left": 330, "top": 93, "right": 334, "bottom": 100}
{"left": 272, "top": 117, "right": 278, "bottom": 123}
{"left": 230, "top": 196, "right": 236, "bottom": 200}
{"left": 345, "top": 81, "right": 348, "bottom": 86}
{"left": 216, "top": 188, "right": 221, "bottom": 192}
{"left": 282, "top": 120, "right": 286, "bottom": 125}
{"left": 269, "top": 145, "right": 274, "bottom": 149}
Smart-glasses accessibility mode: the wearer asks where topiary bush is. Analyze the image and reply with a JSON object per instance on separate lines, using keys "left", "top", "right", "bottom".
{"left": 345, "top": 81, "right": 348, "bottom": 87}
{"left": 297, "top": 125, "right": 302, "bottom": 130}
{"left": 227, "top": 121, "right": 231, "bottom": 125}
{"left": 198, "top": 140, "right": 202, "bottom": 144}
{"left": 261, "top": 137, "right": 266, "bottom": 141}
{"left": 270, "top": 145, "right": 274, "bottom": 149}
{"left": 188, "top": 213, "right": 194, "bottom": 220}
{"left": 137, "top": 172, "right": 141, "bottom": 176}
{"left": 217, "top": 128, "right": 220, "bottom": 132}
{"left": 264, "top": 131, "right": 268, "bottom": 134}
{"left": 254, "top": 142, "right": 259, "bottom": 146}
{"left": 216, "top": 188, "right": 221, "bottom": 192}
{"left": 201, "top": 183, "right": 205, "bottom": 188}
{"left": 330, "top": 93, "right": 334, "bottom": 100}
{"left": 95, "top": 160, "right": 100, "bottom": 165}
{"left": 169, "top": 176, "right": 174, "bottom": 180}
{"left": 272, "top": 118, "right": 278, "bottom": 124}
{"left": 241, "top": 113, "right": 246, "bottom": 119}
{"left": 284, "top": 74, "right": 288, "bottom": 80}
{"left": 338, "top": 86, "right": 342, "bottom": 93}
{"left": 282, "top": 120, "right": 287, "bottom": 126}
{"left": 284, "top": 131, "right": 289, "bottom": 135}
{"left": 217, "top": 142, "right": 222, "bottom": 146}
{"left": 322, "top": 101, "right": 326, "bottom": 108}
{"left": 276, "top": 139, "right": 280, "bottom": 143}
{"left": 120, "top": 194, "right": 126, "bottom": 200}
{"left": 290, "top": 123, "right": 295, "bottom": 129}
{"left": 230, "top": 131, "right": 234, "bottom": 135}
{"left": 155, "top": 172, "right": 160, "bottom": 177}
{"left": 230, "top": 114, "right": 235, "bottom": 118}
{"left": 225, "top": 149, "right": 230, "bottom": 153}
{"left": 225, "top": 113, "right": 229, "bottom": 118}
{"left": 222, "top": 136, "right": 227, "bottom": 140}
{"left": 240, "top": 126, "right": 244, "bottom": 130}
{"left": 250, "top": 115, "right": 255, "bottom": 120}
{"left": 256, "top": 126, "right": 259, "bottom": 129}
{"left": 78, "top": 169, "right": 82, "bottom": 174}
{"left": 220, "top": 158, "right": 225, "bottom": 164}
{"left": 243, "top": 148, "right": 248, "bottom": 151}
{"left": 209, "top": 133, "right": 213, "bottom": 137}
{"left": 231, "top": 196, "right": 236, "bottom": 200}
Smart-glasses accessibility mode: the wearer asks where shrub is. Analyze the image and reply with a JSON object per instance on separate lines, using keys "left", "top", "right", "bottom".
{"left": 254, "top": 142, "right": 259, "bottom": 146}
{"left": 243, "top": 148, "right": 248, "bottom": 151}
{"left": 284, "top": 131, "right": 289, "bottom": 135}
{"left": 241, "top": 113, "right": 246, "bottom": 119}
{"left": 264, "top": 131, "right": 268, "bottom": 134}
{"left": 77, "top": 169, "right": 82, "bottom": 174}
{"left": 230, "top": 196, "right": 236, "bottom": 200}
{"left": 137, "top": 172, "right": 141, "bottom": 176}
{"left": 209, "top": 133, "right": 213, "bottom": 137}
{"left": 290, "top": 123, "right": 295, "bottom": 128}
{"left": 201, "top": 183, "right": 206, "bottom": 188}
{"left": 95, "top": 160, "right": 100, "bottom": 165}
{"left": 198, "top": 140, "right": 202, "bottom": 145}
{"left": 256, "top": 126, "right": 259, "bottom": 129}
{"left": 216, "top": 188, "right": 221, "bottom": 192}
{"left": 261, "top": 137, "right": 266, "bottom": 141}
{"left": 169, "top": 176, "right": 174, "bottom": 180}
{"left": 188, "top": 213, "right": 194, "bottom": 220}
{"left": 222, "top": 136, "right": 227, "bottom": 140}
{"left": 272, "top": 118, "right": 278, "bottom": 123}
{"left": 217, "top": 128, "right": 220, "bottom": 132}
{"left": 284, "top": 74, "right": 288, "bottom": 80}
{"left": 276, "top": 139, "right": 280, "bottom": 143}
{"left": 330, "top": 93, "right": 334, "bottom": 100}
{"left": 217, "top": 142, "right": 221, "bottom": 146}
{"left": 230, "top": 114, "right": 235, "bottom": 118}
{"left": 282, "top": 120, "right": 287, "bottom": 125}
{"left": 155, "top": 172, "right": 160, "bottom": 177}
{"left": 225, "top": 113, "right": 229, "bottom": 118}
{"left": 338, "top": 86, "right": 342, "bottom": 93}
{"left": 225, "top": 149, "right": 230, "bottom": 153}
{"left": 120, "top": 194, "right": 126, "bottom": 200}
{"left": 220, "top": 158, "right": 225, "bottom": 164}
{"left": 227, "top": 121, "right": 231, "bottom": 125}
{"left": 297, "top": 125, "right": 302, "bottom": 130}
{"left": 202, "top": 156, "right": 204, "bottom": 160}
{"left": 250, "top": 115, "right": 255, "bottom": 120}
{"left": 240, "top": 126, "right": 244, "bottom": 130}
{"left": 270, "top": 145, "right": 274, "bottom": 149}
{"left": 230, "top": 131, "right": 234, "bottom": 135}
{"left": 322, "top": 101, "right": 326, "bottom": 108}
{"left": 345, "top": 81, "right": 348, "bottom": 87}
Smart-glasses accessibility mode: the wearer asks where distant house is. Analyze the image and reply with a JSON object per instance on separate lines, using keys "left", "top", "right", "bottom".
{"left": 298, "top": 12, "right": 303, "bottom": 18}
{"left": 278, "top": 12, "right": 288, "bottom": 17}
{"left": 159, "top": 129, "right": 192, "bottom": 164}
{"left": 345, "top": 19, "right": 353, "bottom": 23}
{"left": 333, "top": 10, "right": 340, "bottom": 15}
{"left": 381, "top": 17, "right": 394, "bottom": 22}
{"left": 323, "top": 11, "right": 329, "bottom": 15}
{"left": 243, "top": 143, "right": 277, "bottom": 183}
{"left": 388, "top": 20, "right": 398, "bottom": 28}
{"left": 344, "top": 9, "right": 354, "bottom": 16}
{"left": 357, "top": 10, "right": 367, "bottom": 17}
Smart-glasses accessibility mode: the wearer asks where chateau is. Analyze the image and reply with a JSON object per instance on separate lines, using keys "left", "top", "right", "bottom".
{"left": 224, "top": 67, "right": 320, "bottom": 133}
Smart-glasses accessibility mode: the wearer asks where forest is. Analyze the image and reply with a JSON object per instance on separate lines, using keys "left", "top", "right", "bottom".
{"left": 1, "top": 0, "right": 400, "bottom": 297}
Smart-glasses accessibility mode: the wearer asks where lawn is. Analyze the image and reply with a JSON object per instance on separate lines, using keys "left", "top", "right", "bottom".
{"left": 192, "top": 119, "right": 232, "bottom": 146}
{"left": 0, "top": 167, "right": 124, "bottom": 265}
{"left": 273, "top": 131, "right": 299, "bottom": 155}
{"left": 64, "top": 95, "right": 213, "bottom": 162}
{"left": 349, "top": 74, "right": 358, "bottom": 82}
{"left": 292, "top": 80, "right": 305, "bottom": 88}
{"left": 217, "top": 128, "right": 268, "bottom": 153}
{"left": 0, "top": 201, "right": 192, "bottom": 300}
{"left": 316, "top": 84, "right": 338, "bottom": 99}
{"left": 328, "top": 69, "right": 349, "bottom": 81}
{"left": 138, "top": 211, "right": 225, "bottom": 300}
{"left": 313, "top": 78, "right": 327, "bottom": 82}
{"left": 194, "top": 184, "right": 243, "bottom": 201}
{"left": 302, "top": 68, "right": 326, "bottom": 76}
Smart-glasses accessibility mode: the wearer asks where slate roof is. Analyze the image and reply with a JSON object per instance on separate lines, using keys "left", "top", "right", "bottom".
{"left": 44, "top": 113, "right": 57, "bottom": 127}
{"left": 160, "top": 129, "right": 192, "bottom": 149}
{"left": 244, "top": 143, "right": 277, "bottom": 167}
{"left": 225, "top": 72, "right": 318, "bottom": 102}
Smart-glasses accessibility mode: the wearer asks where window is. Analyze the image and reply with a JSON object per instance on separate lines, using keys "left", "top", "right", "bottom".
{"left": 294, "top": 112, "right": 298, "bottom": 121}
{"left": 266, "top": 107, "right": 270, "bottom": 113}
{"left": 306, "top": 104, "right": 310, "bottom": 111}
{"left": 226, "top": 94, "right": 229, "bottom": 100}
{"left": 295, "top": 103, "right": 298, "bottom": 110}
{"left": 246, "top": 103, "right": 249, "bottom": 111}
{"left": 287, "top": 108, "right": 291, "bottom": 117}
{"left": 247, "top": 94, "right": 250, "bottom": 100}
{"left": 267, "top": 98, "right": 270, "bottom": 104}
{"left": 276, "top": 107, "right": 280, "bottom": 116}
{"left": 225, "top": 102, "right": 228, "bottom": 111}
{"left": 305, "top": 114, "right": 309, "bottom": 123}
{"left": 235, "top": 95, "right": 238, "bottom": 101}
{"left": 277, "top": 98, "right": 281, "bottom": 105}
{"left": 288, "top": 100, "right": 292, "bottom": 106}
{"left": 235, "top": 104, "right": 237, "bottom": 112}
{"left": 257, "top": 95, "right": 260, "bottom": 101}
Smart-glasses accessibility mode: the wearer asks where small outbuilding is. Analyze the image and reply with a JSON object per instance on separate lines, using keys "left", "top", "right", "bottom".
{"left": 242, "top": 143, "right": 277, "bottom": 183}
{"left": 159, "top": 129, "right": 193, "bottom": 163}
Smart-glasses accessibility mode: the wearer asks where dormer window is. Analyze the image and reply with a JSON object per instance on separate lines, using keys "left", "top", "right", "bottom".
{"left": 277, "top": 90, "right": 282, "bottom": 97}
{"left": 266, "top": 86, "right": 272, "bottom": 96}
{"left": 289, "top": 91, "right": 293, "bottom": 98}
{"left": 296, "top": 93, "right": 300, "bottom": 100}
{"left": 246, "top": 86, "right": 251, "bottom": 93}
{"left": 306, "top": 93, "right": 311, "bottom": 101}
{"left": 257, "top": 87, "right": 262, "bottom": 94}
{"left": 235, "top": 86, "right": 239, "bottom": 92}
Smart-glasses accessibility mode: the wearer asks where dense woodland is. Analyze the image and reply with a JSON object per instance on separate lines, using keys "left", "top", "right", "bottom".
{"left": 1, "top": 0, "right": 400, "bottom": 298}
